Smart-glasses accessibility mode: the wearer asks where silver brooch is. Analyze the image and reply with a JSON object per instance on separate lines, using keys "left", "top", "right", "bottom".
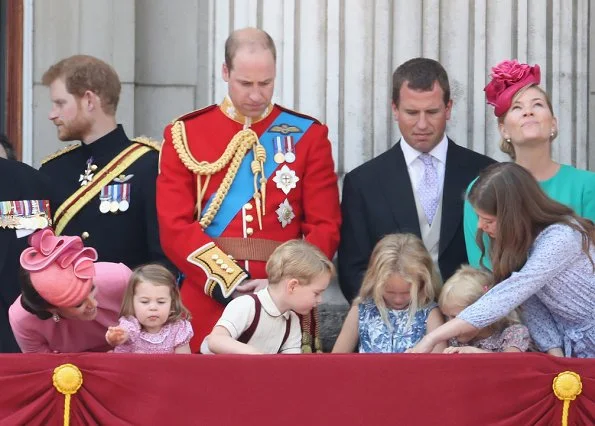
{"left": 273, "top": 165, "right": 300, "bottom": 195}
{"left": 276, "top": 199, "right": 295, "bottom": 228}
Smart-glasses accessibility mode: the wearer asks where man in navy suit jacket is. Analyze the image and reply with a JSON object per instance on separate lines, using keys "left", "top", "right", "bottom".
{"left": 338, "top": 58, "right": 495, "bottom": 302}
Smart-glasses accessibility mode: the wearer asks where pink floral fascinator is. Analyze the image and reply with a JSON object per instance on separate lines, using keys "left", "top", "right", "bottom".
{"left": 484, "top": 59, "right": 541, "bottom": 117}
{"left": 20, "top": 228, "right": 98, "bottom": 307}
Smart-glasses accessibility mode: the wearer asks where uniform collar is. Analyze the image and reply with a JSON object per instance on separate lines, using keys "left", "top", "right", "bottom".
{"left": 257, "top": 287, "right": 291, "bottom": 319}
{"left": 80, "top": 124, "right": 129, "bottom": 159}
{"left": 219, "top": 96, "right": 273, "bottom": 127}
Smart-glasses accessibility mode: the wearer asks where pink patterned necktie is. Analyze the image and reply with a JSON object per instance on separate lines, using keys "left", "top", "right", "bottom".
{"left": 417, "top": 153, "right": 439, "bottom": 225}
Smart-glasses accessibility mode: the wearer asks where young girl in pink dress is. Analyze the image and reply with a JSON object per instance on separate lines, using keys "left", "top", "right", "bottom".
{"left": 106, "top": 264, "right": 193, "bottom": 354}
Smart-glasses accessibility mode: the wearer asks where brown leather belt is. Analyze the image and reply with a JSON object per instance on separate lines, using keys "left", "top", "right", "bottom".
{"left": 213, "top": 237, "right": 282, "bottom": 262}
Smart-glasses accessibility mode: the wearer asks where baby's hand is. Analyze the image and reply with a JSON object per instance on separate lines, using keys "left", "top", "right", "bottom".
{"left": 443, "top": 346, "right": 486, "bottom": 354}
{"left": 106, "top": 326, "right": 128, "bottom": 346}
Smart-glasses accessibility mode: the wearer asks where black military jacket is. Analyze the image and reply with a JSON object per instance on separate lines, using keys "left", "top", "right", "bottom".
{"left": 40, "top": 125, "right": 169, "bottom": 269}
{"left": 0, "top": 158, "right": 53, "bottom": 352}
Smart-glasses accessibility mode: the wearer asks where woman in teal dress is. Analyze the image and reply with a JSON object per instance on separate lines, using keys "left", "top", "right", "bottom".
{"left": 464, "top": 60, "right": 595, "bottom": 268}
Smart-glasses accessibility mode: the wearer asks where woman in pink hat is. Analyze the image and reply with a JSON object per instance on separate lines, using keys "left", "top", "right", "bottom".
{"left": 8, "top": 228, "right": 131, "bottom": 353}
{"left": 464, "top": 59, "right": 595, "bottom": 269}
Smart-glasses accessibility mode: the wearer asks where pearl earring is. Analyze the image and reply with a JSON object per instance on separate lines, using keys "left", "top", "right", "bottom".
{"left": 505, "top": 138, "right": 512, "bottom": 143}
{"left": 551, "top": 130, "right": 555, "bottom": 138}
{"left": 52, "top": 313, "right": 61, "bottom": 323}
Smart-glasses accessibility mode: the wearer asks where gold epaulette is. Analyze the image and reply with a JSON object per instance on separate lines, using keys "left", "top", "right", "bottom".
{"left": 276, "top": 104, "right": 322, "bottom": 125}
{"left": 170, "top": 105, "right": 218, "bottom": 124}
{"left": 132, "top": 136, "right": 161, "bottom": 151}
{"left": 40, "top": 143, "right": 81, "bottom": 165}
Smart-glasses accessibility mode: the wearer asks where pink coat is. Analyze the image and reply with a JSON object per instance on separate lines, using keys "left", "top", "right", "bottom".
{"left": 9, "top": 262, "right": 131, "bottom": 353}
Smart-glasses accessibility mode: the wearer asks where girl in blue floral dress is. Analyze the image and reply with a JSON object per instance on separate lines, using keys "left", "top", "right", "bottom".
{"left": 333, "top": 233, "right": 446, "bottom": 353}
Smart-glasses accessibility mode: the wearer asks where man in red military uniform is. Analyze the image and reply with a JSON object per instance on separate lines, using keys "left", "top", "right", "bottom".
{"left": 157, "top": 27, "right": 341, "bottom": 352}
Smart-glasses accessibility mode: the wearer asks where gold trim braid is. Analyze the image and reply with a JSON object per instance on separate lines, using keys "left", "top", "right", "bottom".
{"left": 132, "top": 136, "right": 162, "bottom": 151}
{"left": 53, "top": 144, "right": 152, "bottom": 235}
{"left": 40, "top": 137, "right": 158, "bottom": 167}
{"left": 41, "top": 143, "right": 81, "bottom": 165}
{"left": 170, "top": 120, "right": 266, "bottom": 230}
{"left": 170, "top": 120, "right": 255, "bottom": 175}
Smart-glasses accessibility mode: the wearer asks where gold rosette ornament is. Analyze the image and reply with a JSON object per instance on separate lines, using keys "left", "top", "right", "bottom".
{"left": 552, "top": 371, "right": 582, "bottom": 426}
{"left": 53, "top": 363, "right": 83, "bottom": 426}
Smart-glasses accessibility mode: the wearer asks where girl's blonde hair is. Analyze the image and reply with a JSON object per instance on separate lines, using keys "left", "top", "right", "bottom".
{"left": 119, "top": 264, "right": 191, "bottom": 323}
{"left": 355, "top": 233, "right": 440, "bottom": 327}
{"left": 439, "top": 265, "right": 518, "bottom": 332}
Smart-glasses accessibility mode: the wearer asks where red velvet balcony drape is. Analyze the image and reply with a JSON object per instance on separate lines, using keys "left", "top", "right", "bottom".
{"left": 0, "top": 353, "right": 592, "bottom": 426}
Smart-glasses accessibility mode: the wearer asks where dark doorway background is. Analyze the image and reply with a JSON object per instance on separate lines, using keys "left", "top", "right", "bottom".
{"left": 0, "top": 0, "right": 7, "bottom": 136}
{"left": 1, "top": 0, "right": 23, "bottom": 159}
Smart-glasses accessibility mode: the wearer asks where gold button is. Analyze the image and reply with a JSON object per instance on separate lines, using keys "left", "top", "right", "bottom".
{"left": 226, "top": 268, "right": 234, "bottom": 274}
{"left": 245, "top": 214, "right": 253, "bottom": 222}
{"left": 216, "top": 259, "right": 224, "bottom": 265}
{"left": 246, "top": 228, "right": 254, "bottom": 236}
{"left": 81, "top": 231, "right": 90, "bottom": 240}
{"left": 211, "top": 254, "right": 219, "bottom": 260}
{"left": 244, "top": 203, "right": 253, "bottom": 210}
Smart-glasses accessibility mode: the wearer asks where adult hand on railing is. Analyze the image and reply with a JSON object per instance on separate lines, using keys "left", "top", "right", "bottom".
{"left": 408, "top": 318, "right": 479, "bottom": 353}
{"left": 406, "top": 335, "right": 436, "bottom": 353}
{"left": 443, "top": 346, "right": 488, "bottom": 354}
{"left": 547, "top": 348, "right": 564, "bottom": 357}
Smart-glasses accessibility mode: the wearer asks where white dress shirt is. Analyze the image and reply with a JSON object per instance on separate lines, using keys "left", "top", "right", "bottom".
{"left": 400, "top": 135, "right": 449, "bottom": 195}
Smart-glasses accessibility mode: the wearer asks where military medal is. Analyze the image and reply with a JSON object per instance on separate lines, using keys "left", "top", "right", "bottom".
{"left": 21, "top": 201, "right": 34, "bottom": 229}
{"left": 37, "top": 216, "right": 49, "bottom": 228}
{"left": 109, "top": 200, "right": 119, "bottom": 213}
{"left": 42, "top": 200, "right": 53, "bottom": 226}
{"left": 273, "top": 136, "right": 285, "bottom": 164}
{"left": 27, "top": 200, "right": 50, "bottom": 229}
{"left": 276, "top": 199, "right": 295, "bottom": 228}
{"left": 12, "top": 202, "right": 25, "bottom": 228}
{"left": 30, "top": 216, "right": 41, "bottom": 229}
{"left": 0, "top": 201, "right": 17, "bottom": 228}
{"left": 0, "top": 200, "right": 51, "bottom": 230}
{"left": 119, "top": 183, "right": 130, "bottom": 212}
{"left": 284, "top": 136, "right": 296, "bottom": 163}
{"left": 109, "top": 184, "right": 120, "bottom": 213}
{"left": 79, "top": 157, "right": 96, "bottom": 186}
{"left": 273, "top": 165, "right": 300, "bottom": 195}
{"left": 99, "top": 186, "right": 110, "bottom": 213}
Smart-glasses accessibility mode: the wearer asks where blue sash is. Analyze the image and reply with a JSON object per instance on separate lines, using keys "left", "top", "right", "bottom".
{"left": 203, "top": 112, "right": 314, "bottom": 237}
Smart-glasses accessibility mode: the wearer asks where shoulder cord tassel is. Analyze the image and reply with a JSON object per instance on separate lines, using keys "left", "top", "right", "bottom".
{"left": 171, "top": 121, "right": 266, "bottom": 229}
